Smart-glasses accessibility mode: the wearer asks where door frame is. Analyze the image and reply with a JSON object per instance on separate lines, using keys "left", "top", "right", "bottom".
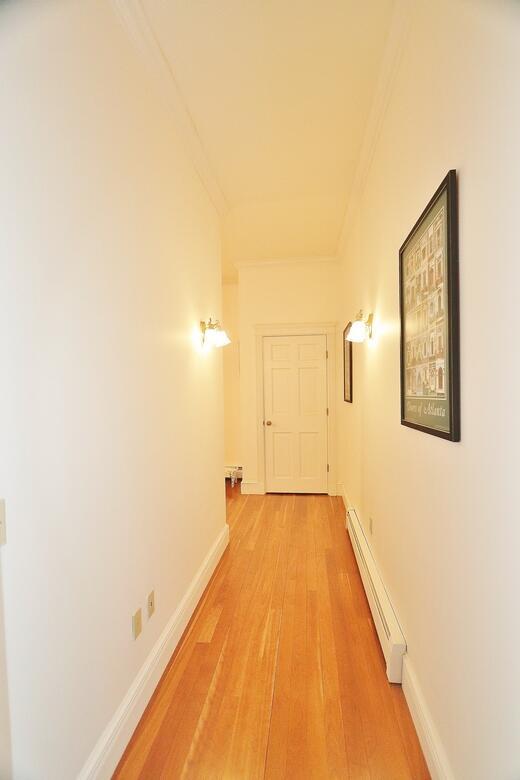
{"left": 254, "top": 322, "right": 338, "bottom": 496}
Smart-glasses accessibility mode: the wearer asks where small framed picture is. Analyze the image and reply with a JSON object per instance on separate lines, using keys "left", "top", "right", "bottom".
{"left": 343, "top": 324, "right": 353, "bottom": 403}
{"left": 399, "top": 170, "right": 460, "bottom": 440}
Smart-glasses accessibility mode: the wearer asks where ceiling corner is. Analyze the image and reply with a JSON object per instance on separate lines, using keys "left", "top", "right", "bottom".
{"left": 109, "top": 0, "right": 229, "bottom": 218}
{"left": 336, "top": 0, "right": 415, "bottom": 259}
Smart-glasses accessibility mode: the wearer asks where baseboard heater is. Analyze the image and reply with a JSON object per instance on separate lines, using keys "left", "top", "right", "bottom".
{"left": 346, "top": 507, "right": 406, "bottom": 683}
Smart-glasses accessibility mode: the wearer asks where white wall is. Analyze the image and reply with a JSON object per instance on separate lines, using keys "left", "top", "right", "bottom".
{"left": 222, "top": 283, "right": 241, "bottom": 466}
{"left": 0, "top": 561, "right": 11, "bottom": 779}
{"left": 337, "top": 1, "right": 520, "bottom": 778}
{"left": 0, "top": 2, "right": 226, "bottom": 778}
{"left": 238, "top": 260, "right": 339, "bottom": 490}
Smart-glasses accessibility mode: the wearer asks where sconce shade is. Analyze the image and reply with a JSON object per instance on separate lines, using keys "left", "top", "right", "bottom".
{"left": 211, "top": 328, "right": 231, "bottom": 347}
{"left": 345, "top": 311, "right": 373, "bottom": 343}
{"left": 345, "top": 320, "right": 367, "bottom": 342}
{"left": 200, "top": 318, "right": 231, "bottom": 348}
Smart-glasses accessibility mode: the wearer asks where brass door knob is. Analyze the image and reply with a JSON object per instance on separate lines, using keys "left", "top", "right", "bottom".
{"left": 265, "top": 420, "right": 272, "bottom": 426}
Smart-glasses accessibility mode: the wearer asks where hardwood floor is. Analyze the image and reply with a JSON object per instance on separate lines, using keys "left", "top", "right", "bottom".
{"left": 114, "top": 484, "right": 430, "bottom": 779}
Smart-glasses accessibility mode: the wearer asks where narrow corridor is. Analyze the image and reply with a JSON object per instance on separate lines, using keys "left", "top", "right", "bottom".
{"left": 115, "top": 486, "right": 429, "bottom": 778}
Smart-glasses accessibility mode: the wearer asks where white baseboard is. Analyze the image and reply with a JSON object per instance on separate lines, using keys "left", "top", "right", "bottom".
{"left": 402, "top": 655, "right": 454, "bottom": 780}
{"left": 337, "top": 482, "right": 348, "bottom": 506}
{"left": 241, "top": 481, "right": 337, "bottom": 496}
{"left": 340, "top": 483, "right": 452, "bottom": 775}
{"left": 240, "top": 481, "right": 265, "bottom": 495}
{"left": 77, "top": 524, "right": 230, "bottom": 780}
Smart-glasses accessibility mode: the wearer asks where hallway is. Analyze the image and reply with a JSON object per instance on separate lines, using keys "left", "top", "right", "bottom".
{"left": 115, "top": 487, "right": 429, "bottom": 779}
{"left": 3, "top": 2, "right": 520, "bottom": 777}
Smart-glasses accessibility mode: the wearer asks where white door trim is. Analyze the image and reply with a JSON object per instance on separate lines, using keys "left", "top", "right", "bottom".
{"left": 254, "top": 322, "right": 338, "bottom": 496}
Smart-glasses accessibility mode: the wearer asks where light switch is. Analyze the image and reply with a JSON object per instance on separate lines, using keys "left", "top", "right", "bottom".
{"left": 147, "top": 590, "right": 155, "bottom": 619}
{"left": 132, "top": 608, "right": 142, "bottom": 640}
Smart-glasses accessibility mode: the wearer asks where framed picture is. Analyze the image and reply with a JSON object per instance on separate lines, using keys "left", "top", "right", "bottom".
{"left": 399, "top": 170, "right": 460, "bottom": 440}
{"left": 343, "top": 324, "right": 353, "bottom": 403}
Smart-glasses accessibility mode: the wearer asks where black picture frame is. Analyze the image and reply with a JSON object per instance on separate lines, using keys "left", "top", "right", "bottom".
{"left": 343, "top": 324, "right": 353, "bottom": 403}
{"left": 399, "top": 170, "right": 460, "bottom": 440}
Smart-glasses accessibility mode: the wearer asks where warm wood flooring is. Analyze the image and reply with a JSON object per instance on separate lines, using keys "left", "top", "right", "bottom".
{"left": 114, "top": 485, "right": 429, "bottom": 779}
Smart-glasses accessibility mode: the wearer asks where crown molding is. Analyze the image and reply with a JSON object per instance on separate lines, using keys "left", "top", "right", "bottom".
{"left": 109, "top": 0, "right": 228, "bottom": 218}
{"left": 235, "top": 255, "right": 339, "bottom": 272}
{"left": 254, "top": 321, "right": 337, "bottom": 335}
{"left": 336, "top": 0, "right": 414, "bottom": 257}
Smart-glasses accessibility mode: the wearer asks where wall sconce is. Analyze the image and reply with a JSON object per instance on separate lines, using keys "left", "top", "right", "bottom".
{"left": 200, "top": 318, "right": 231, "bottom": 348}
{"left": 345, "top": 310, "right": 373, "bottom": 343}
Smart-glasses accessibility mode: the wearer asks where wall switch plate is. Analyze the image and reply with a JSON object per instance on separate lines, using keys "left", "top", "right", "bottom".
{"left": 0, "top": 500, "right": 6, "bottom": 546}
{"left": 147, "top": 590, "right": 155, "bottom": 619}
{"left": 132, "top": 608, "right": 142, "bottom": 640}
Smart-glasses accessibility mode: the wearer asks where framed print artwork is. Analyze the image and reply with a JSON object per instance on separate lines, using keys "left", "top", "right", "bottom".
{"left": 399, "top": 170, "right": 460, "bottom": 440}
{"left": 343, "top": 324, "right": 353, "bottom": 403}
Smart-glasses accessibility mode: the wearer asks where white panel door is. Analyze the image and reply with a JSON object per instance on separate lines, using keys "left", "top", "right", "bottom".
{"left": 263, "top": 334, "right": 328, "bottom": 493}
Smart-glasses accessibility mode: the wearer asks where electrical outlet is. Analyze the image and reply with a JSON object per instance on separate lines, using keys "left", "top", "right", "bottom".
{"left": 369, "top": 516, "right": 374, "bottom": 535}
{"left": 147, "top": 590, "right": 155, "bottom": 619}
{"left": 132, "top": 608, "right": 142, "bottom": 640}
{"left": 0, "top": 500, "right": 6, "bottom": 546}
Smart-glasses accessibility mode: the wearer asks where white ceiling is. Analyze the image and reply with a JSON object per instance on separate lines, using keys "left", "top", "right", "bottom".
{"left": 141, "top": 0, "right": 395, "bottom": 278}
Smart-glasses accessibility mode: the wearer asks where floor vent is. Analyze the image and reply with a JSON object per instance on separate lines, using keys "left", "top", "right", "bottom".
{"left": 347, "top": 507, "right": 406, "bottom": 683}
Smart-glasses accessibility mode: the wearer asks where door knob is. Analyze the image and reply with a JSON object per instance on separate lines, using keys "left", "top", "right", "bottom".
{"left": 265, "top": 420, "right": 272, "bottom": 426}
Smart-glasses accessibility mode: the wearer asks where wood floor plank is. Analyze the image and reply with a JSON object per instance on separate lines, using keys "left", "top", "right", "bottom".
{"left": 114, "top": 485, "right": 430, "bottom": 780}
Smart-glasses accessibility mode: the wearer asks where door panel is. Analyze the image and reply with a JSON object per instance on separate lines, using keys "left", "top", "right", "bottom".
{"left": 298, "top": 342, "right": 321, "bottom": 360}
{"left": 273, "top": 432, "right": 292, "bottom": 478}
{"left": 271, "top": 343, "right": 291, "bottom": 361}
{"left": 299, "top": 431, "right": 320, "bottom": 478}
{"left": 264, "top": 334, "right": 328, "bottom": 493}
{"left": 298, "top": 366, "right": 319, "bottom": 415}
{"left": 271, "top": 368, "right": 291, "bottom": 414}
